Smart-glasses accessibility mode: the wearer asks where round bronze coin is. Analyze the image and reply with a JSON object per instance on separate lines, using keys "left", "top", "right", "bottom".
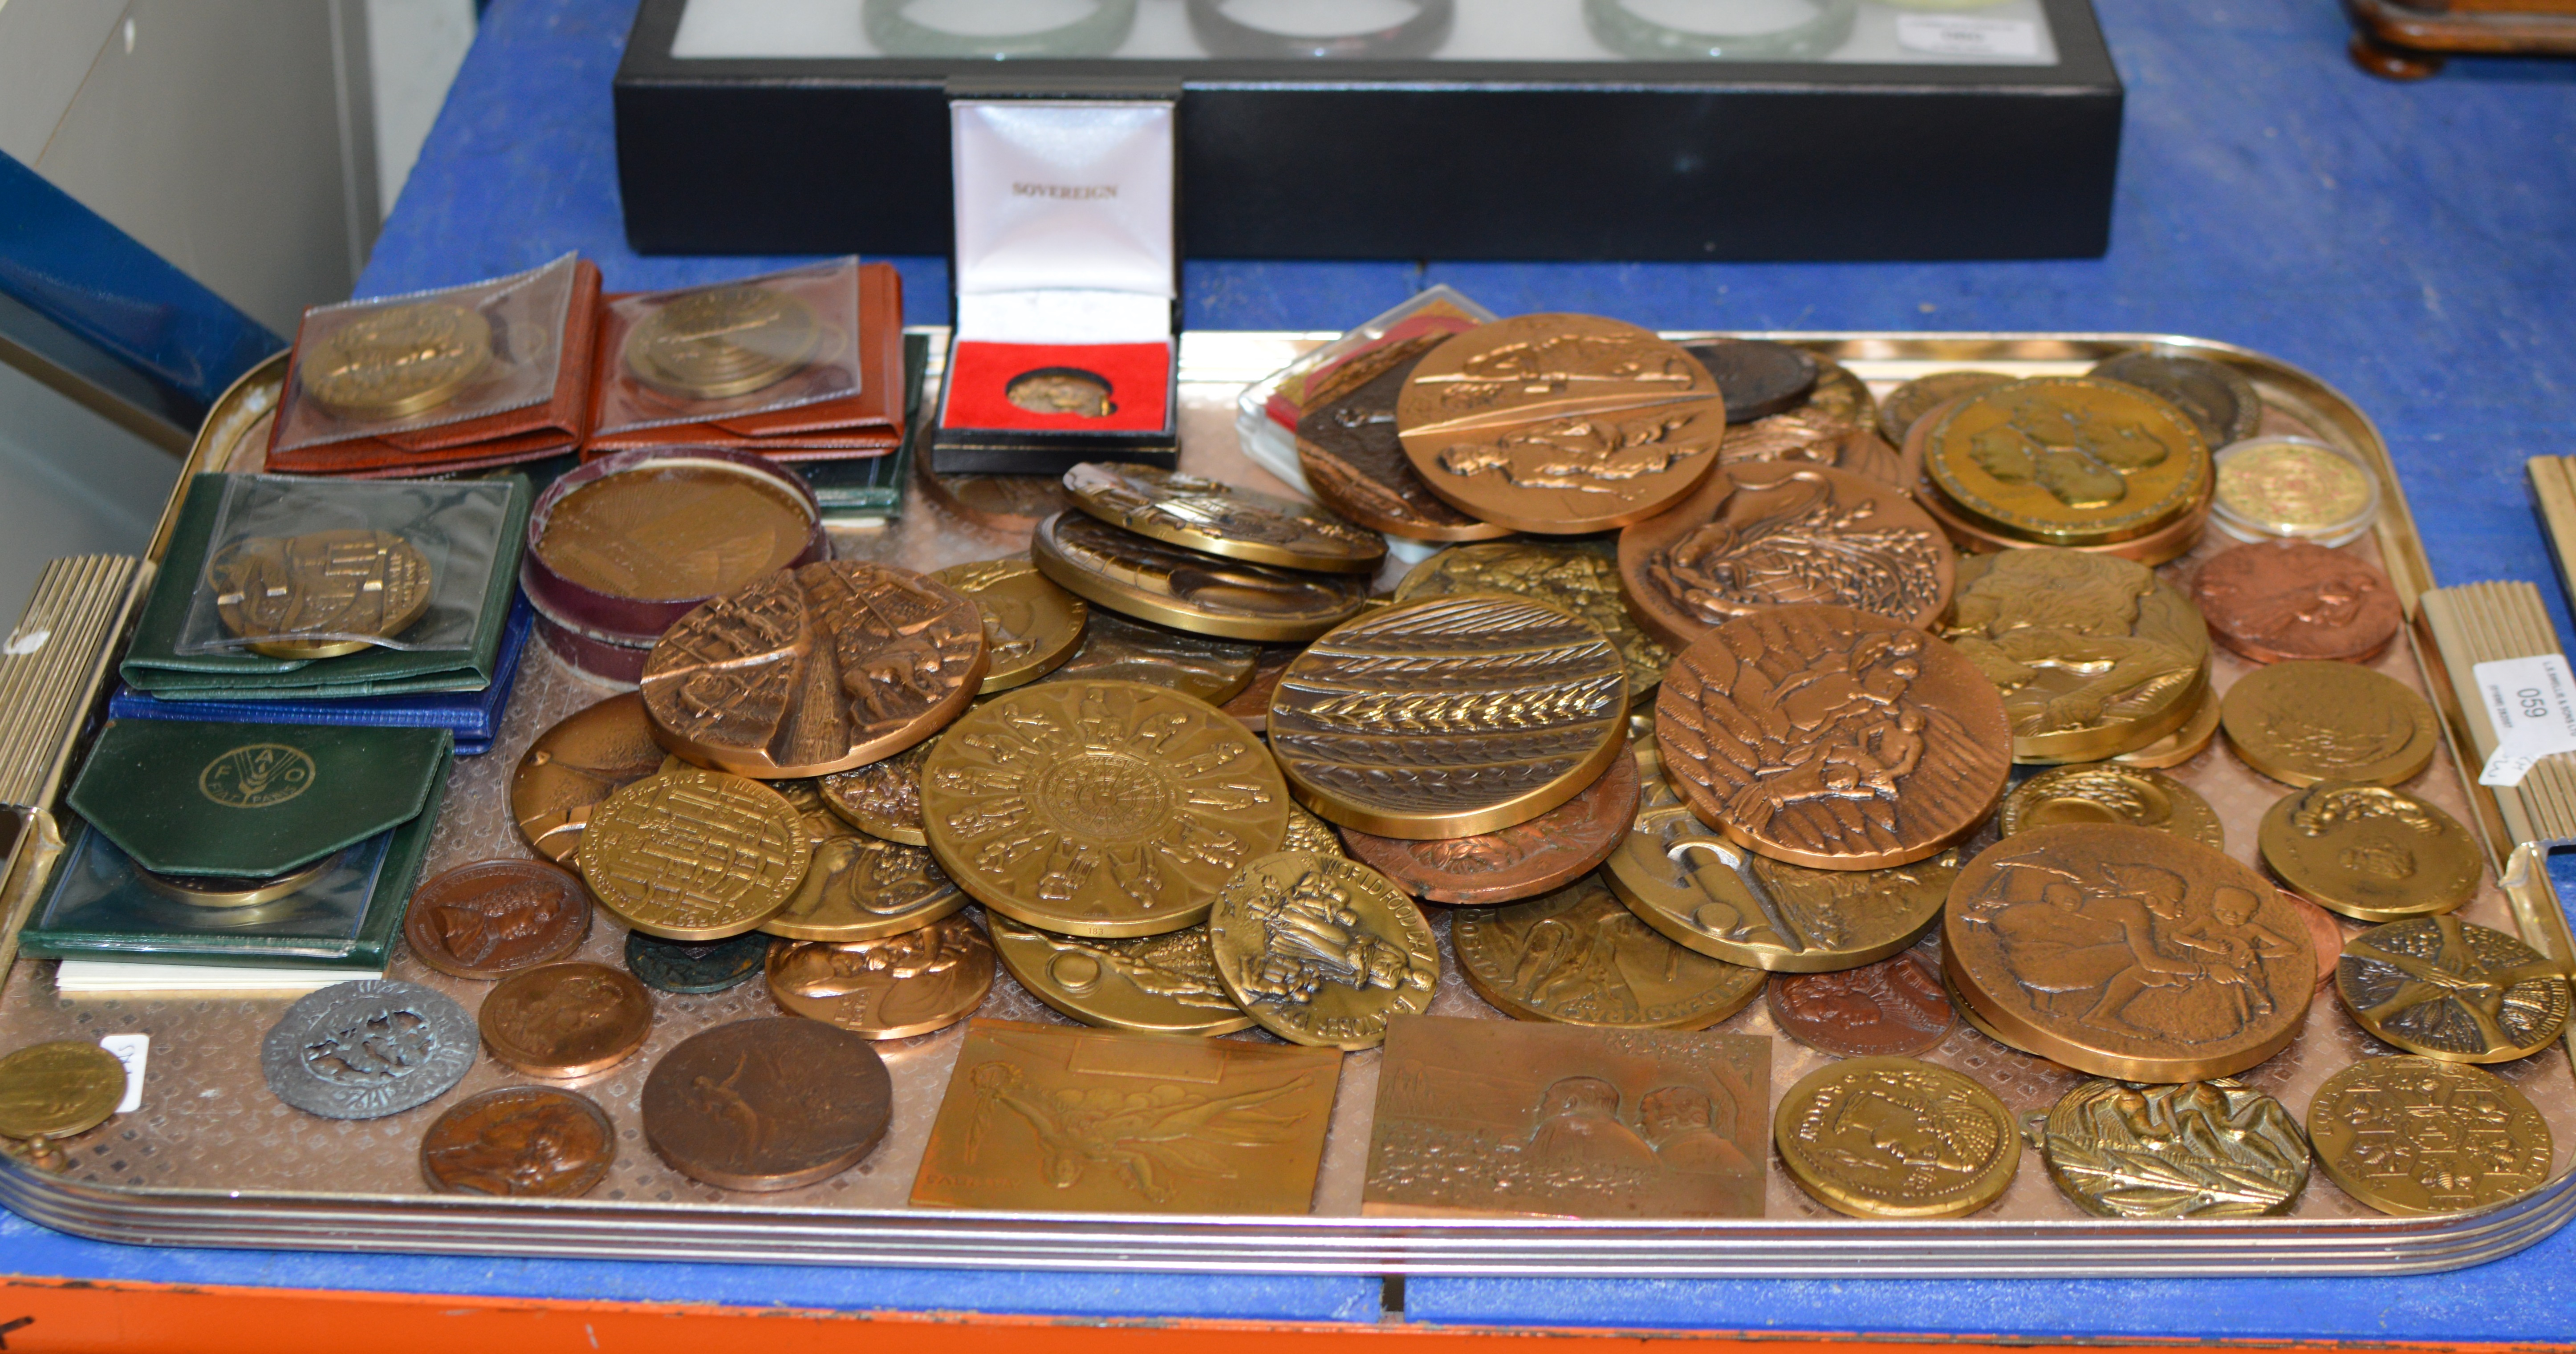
{"left": 0, "top": 1041, "right": 126, "bottom": 1141}
{"left": 624, "top": 285, "right": 820, "bottom": 400}
{"left": 403, "top": 858, "right": 591, "bottom": 980}
{"left": 1618, "top": 461, "right": 1954, "bottom": 651}
{"left": 1341, "top": 752, "right": 1637, "bottom": 906}
{"left": 2191, "top": 540, "right": 2401, "bottom": 665}
{"left": 916, "top": 462, "right": 1079, "bottom": 534}
{"left": 2307, "top": 1056, "right": 2553, "bottom": 1216}
{"left": 2220, "top": 660, "right": 2440, "bottom": 787}
{"left": 1296, "top": 346, "right": 1511, "bottom": 543}
{"left": 1657, "top": 604, "right": 2011, "bottom": 870}
{"left": 1031, "top": 511, "right": 1372, "bottom": 643}
{"left": 2337, "top": 915, "right": 2572, "bottom": 1064}
{"left": 1942, "top": 549, "right": 2212, "bottom": 763}
{"left": 420, "top": 1086, "right": 616, "bottom": 1198}
{"left": 1268, "top": 594, "right": 1629, "bottom": 839}
{"left": 1207, "top": 852, "right": 1439, "bottom": 1050}
{"left": 1876, "top": 371, "right": 2012, "bottom": 449}
{"left": 1682, "top": 338, "right": 1818, "bottom": 422}
{"left": 578, "top": 765, "right": 812, "bottom": 941}
{"left": 299, "top": 301, "right": 493, "bottom": 419}
{"left": 1922, "top": 377, "right": 2210, "bottom": 547}
{"left": 1038, "top": 609, "right": 1261, "bottom": 704}
{"left": 1773, "top": 1057, "right": 2020, "bottom": 1220}
{"left": 1454, "top": 874, "right": 1763, "bottom": 1030}
{"left": 512, "top": 693, "right": 668, "bottom": 863}
{"left": 1999, "top": 763, "right": 2225, "bottom": 851}
{"left": 765, "top": 914, "right": 993, "bottom": 1040}
{"left": 1915, "top": 457, "right": 2214, "bottom": 569}
{"left": 987, "top": 914, "right": 1255, "bottom": 1038}
{"left": 2042, "top": 1078, "right": 2309, "bottom": 1219}
{"left": 1395, "top": 540, "right": 1671, "bottom": 703}
{"left": 2088, "top": 350, "right": 2265, "bottom": 450}
{"left": 1064, "top": 462, "right": 1386, "bottom": 574}
{"left": 2260, "top": 782, "right": 2482, "bottom": 923}
{"left": 1942, "top": 823, "right": 2316, "bottom": 1082}
{"left": 1398, "top": 314, "right": 1728, "bottom": 534}
{"left": 818, "top": 738, "right": 932, "bottom": 846}
{"left": 641, "top": 1018, "right": 892, "bottom": 1192}
{"left": 642, "top": 560, "right": 987, "bottom": 778}
{"left": 930, "top": 558, "right": 1086, "bottom": 693}
{"left": 761, "top": 833, "right": 967, "bottom": 942}
{"left": 922, "top": 681, "right": 1290, "bottom": 937}
{"left": 1767, "top": 952, "right": 1958, "bottom": 1058}
{"left": 477, "top": 962, "right": 654, "bottom": 1078}
{"left": 209, "top": 529, "right": 435, "bottom": 659}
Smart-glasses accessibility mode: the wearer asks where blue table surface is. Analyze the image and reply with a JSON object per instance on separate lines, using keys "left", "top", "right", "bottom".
{"left": 15, "top": 0, "right": 2576, "bottom": 1339}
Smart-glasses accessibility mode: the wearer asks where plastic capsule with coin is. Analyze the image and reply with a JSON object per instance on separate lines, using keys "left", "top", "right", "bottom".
{"left": 2210, "top": 436, "right": 2380, "bottom": 547}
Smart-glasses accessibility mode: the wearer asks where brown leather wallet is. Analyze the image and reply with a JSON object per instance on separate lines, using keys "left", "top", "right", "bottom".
{"left": 582, "top": 262, "right": 905, "bottom": 462}
{"left": 264, "top": 261, "right": 604, "bottom": 478}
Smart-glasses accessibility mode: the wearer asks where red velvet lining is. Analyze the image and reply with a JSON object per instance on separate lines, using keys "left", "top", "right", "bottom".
{"left": 943, "top": 341, "right": 1172, "bottom": 433}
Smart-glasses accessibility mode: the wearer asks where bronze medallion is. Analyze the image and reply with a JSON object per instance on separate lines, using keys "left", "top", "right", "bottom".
{"left": 1007, "top": 368, "right": 1113, "bottom": 417}
{"left": 2042, "top": 1078, "right": 2309, "bottom": 1219}
{"left": 2088, "top": 350, "right": 2265, "bottom": 450}
{"left": 987, "top": 915, "right": 1254, "bottom": 1037}
{"left": 1766, "top": 953, "right": 1958, "bottom": 1058}
{"left": 2307, "top": 1056, "right": 2552, "bottom": 1216}
{"left": 1943, "top": 823, "right": 2316, "bottom": 1081}
{"left": 642, "top": 560, "right": 987, "bottom": 778}
{"left": 419, "top": 1086, "right": 616, "bottom": 1198}
{"left": 1657, "top": 603, "right": 2010, "bottom": 870}
{"left": 640, "top": 1018, "right": 892, "bottom": 1192}
{"left": 2109, "top": 683, "right": 2222, "bottom": 770}
{"left": 1999, "top": 763, "right": 2225, "bottom": 851}
{"left": 762, "top": 831, "right": 966, "bottom": 942}
{"left": 0, "top": 1041, "right": 126, "bottom": 1141}
{"left": 1683, "top": 338, "right": 1817, "bottom": 422}
{"left": 402, "top": 858, "right": 591, "bottom": 980}
{"left": 1219, "top": 645, "right": 1302, "bottom": 735}
{"left": 1361, "top": 1015, "right": 1768, "bottom": 1219}
{"left": 1341, "top": 753, "right": 1637, "bottom": 906}
{"left": 922, "top": 681, "right": 1289, "bottom": 937}
{"left": 912, "top": 1020, "right": 1340, "bottom": 1214}
{"left": 1031, "top": 511, "right": 1372, "bottom": 643}
{"left": 1618, "top": 462, "right": 1954, "bottom": 650}
{"left": 208, "top": 529, "right": 435, "bottom": 659}
{"left": 916, "top": 462, "right": 1079, "bottom": 535}
{"left": 1038, "top": 609, "right": 1261, "bottom": 704}
{"left": 624, "top": 285, "right": 820, "bottom": 400}
{"left": 1915, "top": 458, "right": 2215, "bottom": 569}
{"left": 766, "top": 914, "right": 995, "bottom": 1040}
{"left": 2192, "top": 541, "right": 2401, "bottom": 665}
{"left": 1774, "top": 1057, "right": 2019, "bottom": 1220}
{"left": 300, "top": 301, "right": 493, "bottom": 419}
{"left": 1397, "top": 314, "right": 1728, "bottom": 534}
{"left": 2220, "top": 660, "right": 2440, "bottom": 786}
{"left": 476, "top": 961, "right": 654, "bottom": 1078}
{"left": 1064, "top": 462, "right": 1386, "bottom": 574}
{"left": 1922, "top": 377, "right": 2211, "bottom": 546}
{"left": 1717, "top": 408, "right": 1904, "bottom": 490}
{"left": 2259, "top": 782, "right": 2482, "bottom": 923}
{"left": 1296, "top": 346, "right": 1511, "bottom": 543}
{"left": 1394, "top": 540, "right": 1670, "bottom": 703}
{"left": 1283, "top": 803, "right": 1347, "bottom": 859}
{"left": 577, "top": 764, "right": 812, "bottom": 941}
{"left": 512, "top": 693, "right": 667, "bottom": 863}
{"left": 1453, "top": 874, "right": 1763, "bottom": 1030}
{"left": 1268, "top": 595, "right": 1629, "bottom": 839}
{"left": 1207, "top": 852, "right": 1440, "bottom": 1050}
{"left": 536, "top": 461, "right": 817, "bottom": 604}
{"left": 2337, "top": 915, "right": 2571, "bottom": 1063}
{"left": 1942, "top": 549, "right": 2212, "bottom": 763}
{"left": 1877, "top": 371, "right": 2012, "bottom": 449}
{"left": 930, "top": 558, "right": 1087, "bottom": 693}
{"left": 817, "top": 738, "right": 932, "bottom": 846}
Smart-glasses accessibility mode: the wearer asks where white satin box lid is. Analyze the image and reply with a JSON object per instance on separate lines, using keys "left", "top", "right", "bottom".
{"left": 951, "top": 98, "right": 1175, "bottom": 346}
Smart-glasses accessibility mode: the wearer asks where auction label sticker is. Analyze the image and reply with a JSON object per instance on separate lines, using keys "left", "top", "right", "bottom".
{"left": 2475, "top": 653, "right": 2576, "bottom": 786}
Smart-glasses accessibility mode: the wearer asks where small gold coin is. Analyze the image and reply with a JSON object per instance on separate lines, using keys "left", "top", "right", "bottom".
{"left": 624, "top": 284, "right": 820, "bottom": 400}
{"left": 1039, "top": 610, "right": 1261, "bottom": 705}
{"left": 930, "top": 558, "right": 1086, "bottom": 693}
{"left": 2042, "top": 1078, "right": 2309, "bottom": 1219}
{"left": 2109, "top": 683, "right": 2221, "bottom": 769}
{"left": 2336, "top": 915, "right": 2571, "bottom": 1063}
{"left": 1032, "top": 511, "right": 1372, "bottom": 643}
{"left": 2000, "top": 763, "right": 2224, "bottom": 851}
{"left": 817, "top": 738, "right": 933, "bottom": 846}
{"left": 1942, "top": 549, "right": 2212, "bottom": 763}
{"left": 1268, "top": 594, "right": 1629, "bottom": 839}
{"left": 299, "top": 301, "right": 493, "bottom": 419}
{"left": 2259, "top": 782, "right": 2481, "bottom": 922}
{"left": 2221, "top": 660, "right": 2440, "bottom": 787}
{"left": 208, "top": 529, "right": 435, "bottom": 659}
{"left": 987, "top": 915, "right": 1254, "bottom": 1037}
{"left": 1207, "top": 852, "right": 1440, "bottom": 1050}
{"left": 766, "top": 915, "right": 994, "bottom": 1040}
{"left": 1394, "top": 540, "right": 1671, "bottom": 703}
{"left": 1452, "top": 874, "right": 1763, "bottom": 1030}
{"left": 1064, "top": 462, "right": 1386, "bottom": 575}
{"left": 922, "top": 681, "right": 1290, "bottom": 937}
{"left": 2214, "top": 437, "right": 2379, "bottom": 540}
{"left": 1922, "top": 377, "right": 2210, "bottom": 546}
{"left": 761, "top": 829, "right": 967, "bottom": 942}
{"left": 1773, "top": 1057, "right": 2019, "bottom": 1220}
{"left": 0, "top": 1041, "right": 126, "bottom": 1140}
{"left": 578, "top": 764, "right": 811, "bottom": 941}
{"left": 2307, "top": 1056, "right": 2552, "bottom": 1216}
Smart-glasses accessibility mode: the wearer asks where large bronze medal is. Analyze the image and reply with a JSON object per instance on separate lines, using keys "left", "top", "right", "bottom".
{"left": 1452, "top": 874, "right": 1763, "bottom": 1030}
{"left": 1207, "top": 852, "right": 1439, "bottom": 1050}
{"left": 1941, "top": 549, "right": 2211, "bottom": 763}
{"left": 1064, "top": 463, "right": 1385, "bottom": 574}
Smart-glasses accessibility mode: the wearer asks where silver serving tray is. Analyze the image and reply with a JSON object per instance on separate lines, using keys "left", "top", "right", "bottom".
{"left": 0, "top": 329, "right": 2565, "bottom": 1277}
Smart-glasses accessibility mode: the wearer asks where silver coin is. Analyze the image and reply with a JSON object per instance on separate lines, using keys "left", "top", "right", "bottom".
{"left": 260, "top": 979, "right": 476, "bottom": 1119}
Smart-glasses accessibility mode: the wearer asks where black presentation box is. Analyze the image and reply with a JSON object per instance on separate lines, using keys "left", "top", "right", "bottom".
{"left": 614, "top": 0, "right": 2122, "bottom": 263}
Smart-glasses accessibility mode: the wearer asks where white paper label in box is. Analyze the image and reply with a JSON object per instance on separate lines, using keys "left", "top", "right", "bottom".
{"left": 98, "top": 1034, "right": 147, "bottom": 1113}
{"left": 2474, "top": 654, "right": 2576, "bottom": 787}
{"left": 1896, "top": 15, "right": 2040, "bottom": 58}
